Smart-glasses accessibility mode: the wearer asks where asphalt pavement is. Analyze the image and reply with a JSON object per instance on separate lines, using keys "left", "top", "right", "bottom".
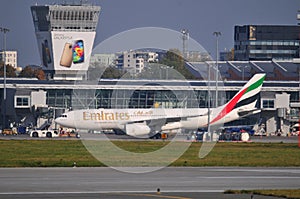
{"left": 0, "top": 134, "right": 299, "bottom": 198}
{"left": 0, "top": 167, "right": 299, "bottom": 199}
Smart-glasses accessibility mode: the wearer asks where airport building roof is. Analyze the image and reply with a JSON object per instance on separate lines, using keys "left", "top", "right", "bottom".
{"left": 0, "top": 77, "right": 299, "bottom": 93}
{"left": 186, "top": 60, "right": 300, "bottom": 81}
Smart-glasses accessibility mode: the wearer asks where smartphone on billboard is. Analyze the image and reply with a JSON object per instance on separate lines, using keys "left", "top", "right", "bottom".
{"left": 60, "top": 43, "right": 73, "bottom": 67}
{"left": 42, "top": 40, "right": 52, "bottom": 67}
{"left": 42, "top": 42, "right": 48, "bottom": 67}
{"left": 44, "top": 40, "right": 52, "bottom": 64}
{"left": 72, "top": 40, "right": 84, "bottom": 64}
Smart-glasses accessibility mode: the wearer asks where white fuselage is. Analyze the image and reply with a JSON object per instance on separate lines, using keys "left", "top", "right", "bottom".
{"left": 54, "top": 104, "right": 246, "bottom": 132}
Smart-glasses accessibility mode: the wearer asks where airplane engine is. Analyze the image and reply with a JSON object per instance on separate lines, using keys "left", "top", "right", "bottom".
{"left": 125, "top": 123, "right": 151, "bottom": 137}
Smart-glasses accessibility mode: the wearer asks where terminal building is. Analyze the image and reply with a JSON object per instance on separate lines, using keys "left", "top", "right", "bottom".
{"left": 0, "top": 60, "right": 299, "bottom": 136}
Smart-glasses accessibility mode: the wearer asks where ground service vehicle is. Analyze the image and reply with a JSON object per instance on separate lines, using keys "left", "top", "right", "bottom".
{"left": 30, "top": 130, "right": 59, "bottom": 138}
{"left": 1, "top": 129, "right": 18, "bottom": 136}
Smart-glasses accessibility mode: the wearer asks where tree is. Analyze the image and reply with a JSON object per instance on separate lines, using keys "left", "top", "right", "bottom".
{"left": 19, "top": 66, "right": 35, "bottom": 78}
{"left": 101, "top": 66, "right": 125, "bottom": 79}
{"left": 19, "top": 66, "right": 46, "bottom": 80}
{"left": 159, "top": 49, "right": 197, "bottom": 80}
{"left": 34, "top": 68, "right": 46, "bottom": 80}
{"left": 0, "top": 62, "right": 16, "bottom": 77}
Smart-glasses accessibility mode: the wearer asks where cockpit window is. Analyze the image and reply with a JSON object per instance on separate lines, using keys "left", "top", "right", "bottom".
{"left": 60, "top": 114, "right": 67, "bottom": 118}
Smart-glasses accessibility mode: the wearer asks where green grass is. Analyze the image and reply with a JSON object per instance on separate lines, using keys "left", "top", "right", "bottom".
{"left": 0, "top": 140, "right": 300, "bottom": 167}
{"left": 225, "top": 189, "right": 300, "bottom": 199}
{"left": 0, "top": 140, "right": 103, "bottom": 167}
{"left": 172, "top": 142, "right": 300, "bottom": 167}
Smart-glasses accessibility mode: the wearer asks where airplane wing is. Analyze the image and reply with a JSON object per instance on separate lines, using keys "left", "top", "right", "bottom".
{"left": 125, "top": 110, "right": 209, "bottom": 135}
{"left": 130, "top": 110, "right": 208, "bottom": 124}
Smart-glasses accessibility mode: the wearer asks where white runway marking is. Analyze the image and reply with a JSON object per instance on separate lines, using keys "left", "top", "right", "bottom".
{"left": 0, "top": 190, "right": 225, "bottom": 195}
{"left": 197, "top": 176, "right": 300, "bottom": 179}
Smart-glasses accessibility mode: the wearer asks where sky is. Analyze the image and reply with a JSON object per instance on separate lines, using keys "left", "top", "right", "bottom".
{"left": 0, "top": 0, "right": 299, "bottom": 67}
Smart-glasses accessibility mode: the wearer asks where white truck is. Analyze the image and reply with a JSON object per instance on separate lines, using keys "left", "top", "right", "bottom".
{"left": 29, "top": 129, "right": 60, "bottom": 138}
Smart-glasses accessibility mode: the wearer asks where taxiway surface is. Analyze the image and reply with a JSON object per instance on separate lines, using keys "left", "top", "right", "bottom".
{"left": 0, "top": 167, "right": 299, "bottom": 199}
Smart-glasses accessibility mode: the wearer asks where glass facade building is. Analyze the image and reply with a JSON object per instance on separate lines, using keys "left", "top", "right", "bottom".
{"left": 0, "top": 78, "right": 299, "bottom": 134}
{"left": 46, "top": 85, "right": 233, "bottom": 110}
{"left": 234, "top": 25, "right": 300, "bottom": 61}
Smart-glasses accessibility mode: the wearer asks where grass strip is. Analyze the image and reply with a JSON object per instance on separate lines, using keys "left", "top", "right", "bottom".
{"left": 0, "top": 140, "right": 300, "bottom": 167}
{"left": 0, "top": 140, "right": 103, "bottom": 167}
{"left": 225, "top": 189, "right": 300, "bottom": 199}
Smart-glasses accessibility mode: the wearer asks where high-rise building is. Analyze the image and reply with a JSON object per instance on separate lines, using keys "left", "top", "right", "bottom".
{"left": 298, "top": 10, "right": 300, "bottom": 25}
{"left": 115, "top": 51, "right": 158, "bottom": 75}
{"left": 31, "top": 3, "right": 101, "bottom": 80}
{"left": 234, "top": 25, "right": 300, "bottom": 61}
{"left": 0, "top": 50, "right": 17, "bottom": 68}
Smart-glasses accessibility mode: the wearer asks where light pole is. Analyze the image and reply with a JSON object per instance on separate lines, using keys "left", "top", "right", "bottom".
{"left": 213, "top": 31, "right": 221, "bottom": 107}
{"left": 241, "top": 65, "right": 249, "bottom": 81}
{"left": 242, "top": 66, "right": 245, "bottom": 81}
{"left": 181, "top": 29, "right": 189, "bottom": 59}
{"left": 0, "top": 27, "right": 9, "bottom": 129}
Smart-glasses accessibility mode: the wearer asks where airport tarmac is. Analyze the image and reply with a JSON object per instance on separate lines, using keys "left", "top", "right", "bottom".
{"left": 0, "top": 167, "right": 299, "bottom": 199}
{"left": 0, "top": 192, "right": 283, "bottom": 199}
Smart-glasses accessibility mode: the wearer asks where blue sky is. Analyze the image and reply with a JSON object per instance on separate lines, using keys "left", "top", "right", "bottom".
{"left": 0, "top": 0, "right": 299, "bottom": 67}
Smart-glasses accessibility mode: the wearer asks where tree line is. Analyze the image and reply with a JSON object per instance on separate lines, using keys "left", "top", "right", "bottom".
{"left": 0, "top": 63, "right": 46, "bottom": 80}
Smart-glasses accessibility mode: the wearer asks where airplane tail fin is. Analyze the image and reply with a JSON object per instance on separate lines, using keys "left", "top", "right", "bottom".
{"left": 210, "top": 73, "right": 266, "bottom": 124}
{"left": 233, "top": 73, "right": 266, "bottom": 105}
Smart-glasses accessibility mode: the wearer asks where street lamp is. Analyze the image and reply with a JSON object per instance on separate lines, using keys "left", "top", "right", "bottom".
{"left": 0, "top": 27, "right": 10, "bottom": 129}
{"left": 181, "top": 29, "right": 189, "bottom": 59}
{"left": 213, "top": 31, "right": 221, "bottom": 107}
{"left": 242, "top": 65, "right": 249, "bottom": 81}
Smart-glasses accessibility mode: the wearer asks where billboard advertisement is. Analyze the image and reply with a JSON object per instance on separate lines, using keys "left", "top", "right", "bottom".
{"left": 51, "top": 31, "right": 95, "bottom": 71}
{"left": 36, "top": 31, "right": 95, "bottom": 71}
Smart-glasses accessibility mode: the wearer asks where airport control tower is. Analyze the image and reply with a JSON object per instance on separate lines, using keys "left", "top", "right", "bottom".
{"left": 31, "top": 3, "right": 101, "bottom": 80}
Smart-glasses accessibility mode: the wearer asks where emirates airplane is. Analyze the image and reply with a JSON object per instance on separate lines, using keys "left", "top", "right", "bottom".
{"left": 55, "top": 74, "right": 265, "bottom": 138}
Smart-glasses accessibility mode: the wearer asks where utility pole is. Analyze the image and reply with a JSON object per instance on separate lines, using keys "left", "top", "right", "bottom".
{"left": 213, "top": 31, "right": 221, "bottom": 107}
{"left": 0, "top": 27, "right": 9, "bottom": 129}
{"left": 207, "top": 63, "right": 211, "bottom": 141}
